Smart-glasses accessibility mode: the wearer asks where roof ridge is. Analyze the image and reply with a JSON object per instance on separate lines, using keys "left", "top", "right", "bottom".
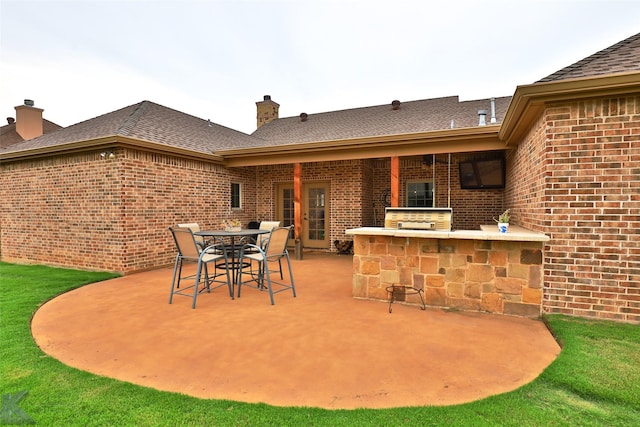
{"left": 277, "top": 96, "right": 464, "bottom": 120}
{"left": 115, "top": 101, "right": 149, "bottom": 136}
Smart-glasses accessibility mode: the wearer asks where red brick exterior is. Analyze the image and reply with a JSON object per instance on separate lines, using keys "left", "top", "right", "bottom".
{"left": 0, "top": 148, "right": 257, "bottom": 274}
{"left": 1, "top": 152, "right": 506, "bottom": 274}
{"left": 255, "top": 157, "right": 504, "bottom": 247}
{"left": 256, "top": 161, "right": 368, "bottom": 245}
{"left": 507, "top": 96, "right": 640, "bottom": 323}
{"left": 369, "top": 156, "right": 504, "bottom": 230}
{"left": 2, "top": 95, "right": 638, "bottom": 324}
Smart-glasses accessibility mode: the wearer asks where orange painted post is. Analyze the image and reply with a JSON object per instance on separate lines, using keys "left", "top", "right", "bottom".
{"left": 391, "top": 156, "right": 399, "bottom": 207}
{"left": 294, "top": 163, "right": 303, "bottom": 259}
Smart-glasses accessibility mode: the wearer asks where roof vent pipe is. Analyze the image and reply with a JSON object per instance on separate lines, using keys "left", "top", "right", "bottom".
{"left": 478, "top": 109, "right": 487, "bottom": 126}
{"left": 490, "top": 98, "right": 497, "bottom": 123}
{"left": 300, "top": 112, "right": 308, "bottom": 122}
{"left": 391, "top": 100, "right": 401, "bottom": 110}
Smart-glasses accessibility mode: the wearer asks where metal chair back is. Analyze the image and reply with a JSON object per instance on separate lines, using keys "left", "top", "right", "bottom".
{"left": 264, "top": 226, "right": 291, "bottom": 259}
{"left": 170, "top": 227, "right": 201, "bottom": 260}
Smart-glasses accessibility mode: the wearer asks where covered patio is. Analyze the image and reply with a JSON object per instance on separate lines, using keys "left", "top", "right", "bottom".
{"left": 31, "top": 252, "right": 560, "bottom": 409}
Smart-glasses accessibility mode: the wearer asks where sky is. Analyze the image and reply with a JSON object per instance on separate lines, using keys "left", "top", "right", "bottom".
{"left": 1, "top": 0, "right": 639, "bottom": 135}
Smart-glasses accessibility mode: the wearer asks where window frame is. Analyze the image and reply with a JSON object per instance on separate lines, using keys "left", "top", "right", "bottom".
{"left": 231, "top": 182, "right": 242, "bottom": 209}
{"left": 406, "top": 180, "right": 434, "bottom": 208}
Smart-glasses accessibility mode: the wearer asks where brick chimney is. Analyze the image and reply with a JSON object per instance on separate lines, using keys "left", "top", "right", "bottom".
{"left": 256, "top": 95, "right": 279, "bottom": 129}
{"left": 15, "top": 99, "right": 44, "bottom": 140}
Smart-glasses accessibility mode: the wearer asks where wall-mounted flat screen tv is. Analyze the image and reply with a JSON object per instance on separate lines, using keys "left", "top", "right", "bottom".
{"left": 459, "top": 157, "right": 505, "bottom": 189}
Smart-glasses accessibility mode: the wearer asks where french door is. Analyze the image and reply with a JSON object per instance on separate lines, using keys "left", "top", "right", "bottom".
{"left": 276, "top": 182, "right": 330, "bottom": 249}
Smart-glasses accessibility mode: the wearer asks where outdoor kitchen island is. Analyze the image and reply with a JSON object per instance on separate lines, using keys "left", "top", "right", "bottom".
{"left": 345, "top": 223, "right": 550, "bottom": 318}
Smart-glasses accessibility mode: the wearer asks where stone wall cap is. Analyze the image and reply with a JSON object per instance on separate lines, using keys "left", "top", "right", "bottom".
{"left": 346, "top": 225, "right": 550, "bottom": 242}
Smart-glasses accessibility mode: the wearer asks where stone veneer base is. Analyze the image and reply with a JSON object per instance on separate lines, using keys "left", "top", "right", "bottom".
{"left": 346, "top": 226, "right": 549, "bottom": 318}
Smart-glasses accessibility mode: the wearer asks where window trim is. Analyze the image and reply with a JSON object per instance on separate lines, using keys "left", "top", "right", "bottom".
{"left": 231, "top": 182, "right": 242, "bottom": 209}
{"left": 406, "top": 180, "right": 434, "bottom": 208}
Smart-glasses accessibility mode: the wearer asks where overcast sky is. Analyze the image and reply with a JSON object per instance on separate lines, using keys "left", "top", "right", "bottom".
{"left": 1, "top": 0, "right": 639, "bottom": 135}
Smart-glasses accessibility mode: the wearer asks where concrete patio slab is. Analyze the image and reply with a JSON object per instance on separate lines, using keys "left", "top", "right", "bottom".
{"left": 31, "top": 252, "right": 560, "bottom": 409}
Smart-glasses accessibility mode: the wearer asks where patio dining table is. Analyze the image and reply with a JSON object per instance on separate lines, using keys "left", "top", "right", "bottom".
{"left": 195, "top": 229, "right": 269, "bottom": 295}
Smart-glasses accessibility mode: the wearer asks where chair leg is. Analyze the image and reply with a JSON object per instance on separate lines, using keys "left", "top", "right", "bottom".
{"left": 256, "top": 260, "right": 265, "bottom": 289}
{"left": 248, "top": 257, "right": 261, "bottom": 281}
{"left": 192, "top": 261, "right": 205, "bottom": 309}
{"left": 169, "top": 256, "right": 182, "bottom": 304}
{"left": 223, "top": 258, "right": 233, "bottom": 299}
{"left": 284, "top": 252, "right": 296, "bottom": 297}
{"left": 203, "top": 263, "right": 211, "bottom": 293}
{"left": 237, "top": 258, "right": 244, "bottom": 298}
{"left": 263, "top": 263, "right": 275, "bottom": 305}
{"left": 237, "top": 258, "right": 264, "bottom": 298}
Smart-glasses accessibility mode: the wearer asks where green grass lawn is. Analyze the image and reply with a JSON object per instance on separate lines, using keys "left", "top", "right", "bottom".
{"left": 1, "top": 262, "right": 639, "bottom": 426}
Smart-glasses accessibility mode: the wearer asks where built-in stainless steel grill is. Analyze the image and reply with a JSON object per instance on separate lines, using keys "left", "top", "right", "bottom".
{"left": 384, "top": 207, "right": 453, "bottom": 231}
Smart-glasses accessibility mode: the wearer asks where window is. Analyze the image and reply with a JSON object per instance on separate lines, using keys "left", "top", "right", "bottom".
{"left": 231, "top": 183, "right": 241, "bottom": 209}
{"left": 406, "top": 181, "right": 434, "bottom": 207}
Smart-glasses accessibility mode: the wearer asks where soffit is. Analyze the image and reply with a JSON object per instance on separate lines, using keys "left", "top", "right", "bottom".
{"left": 219, "top": 126, "right": 505, "bottom": 167}
{"left": 500, "top": 71, "right": 640, "bottom": 145}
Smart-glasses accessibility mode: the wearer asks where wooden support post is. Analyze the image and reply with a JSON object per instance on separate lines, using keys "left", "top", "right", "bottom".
{"left": 294, "top": 163, "right": 303, "bottom": 259}
{"left": 391, "top": 156, "right": 400, "bottom": 207}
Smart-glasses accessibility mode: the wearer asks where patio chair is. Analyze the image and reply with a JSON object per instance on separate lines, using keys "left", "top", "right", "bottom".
{"left": 241, "top": 220, "right": 283, "bottom": 278}
{"left": 168, "top": 226, "right": 233, "bottom": 309}
{"left": 237, "top": 226, "right": 296, "bottom": 305}
{"left": 240, "top": 220, "right": 280, "bottom": 246}
{"left": 177, "top": 222, "right": 208, "bottom": 249}
{"left": 256, "top": 221, "right": 281, "bottom": 246}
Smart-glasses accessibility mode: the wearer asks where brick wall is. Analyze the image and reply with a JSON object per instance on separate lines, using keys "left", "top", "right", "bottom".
{"left": 255, "top": 164, "right": 289, "bottom": 221}
{"left": 505, "top": 114, "right": 547, "bottom": 230}
{"left": 0, "top": 148, "right": 257, "bottom": 274}
{"left": 256, "top": 160, "right": 366, "bottom": 247}
{"left": 507, "top": 96, "right": 640, "bottom": 323}
{"left": 370, "top": 156, "right": 504, "bottom": 229}
{"left": 254, "top": 157, "right": 504, "bottom": 249}
{"left": 1, "top": 151, "right": 123, "bottom": 271}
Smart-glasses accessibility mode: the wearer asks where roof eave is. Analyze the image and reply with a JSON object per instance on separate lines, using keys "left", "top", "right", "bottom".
{"left": 0, "top": 136, "right": 226, "bottom": 163}
{"left": 217, "top": 125, "right": 505, "bottom": 167}
{"left": 499, "top": 71, "right": 640, "bottom": 146}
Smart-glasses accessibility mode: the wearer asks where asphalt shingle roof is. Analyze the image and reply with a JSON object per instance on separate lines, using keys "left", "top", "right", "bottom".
{"left": 1, "top": 101, "right": 259, "bottom": 155}
{"left": 251, "top": 96, "right": 512, "bottom": 146}
{"left": 0, "top": 119, "right": 62, "bottom": 149}
{"left": 538, "top": 32, "right": 640, "bottom": 82}
{"left": 3, "top": 32, "right": 637, "bottom": 157}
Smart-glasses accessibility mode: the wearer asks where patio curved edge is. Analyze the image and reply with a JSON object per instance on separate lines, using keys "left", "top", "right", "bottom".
{"left": 30, "top": 253, "right": 561, "bottom": 409}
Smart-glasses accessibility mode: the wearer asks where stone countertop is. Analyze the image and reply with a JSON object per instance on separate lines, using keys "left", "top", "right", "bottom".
{"left": 345, "top": 225, "right": 549, "bottom": 242}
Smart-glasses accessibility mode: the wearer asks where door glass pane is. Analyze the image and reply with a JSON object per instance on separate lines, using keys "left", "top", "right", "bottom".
{"left": 307, "top": 188, "right": 325, "bottom": 241}
{"left": 282, "top": 188, "right": 294, "bottom": 228}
